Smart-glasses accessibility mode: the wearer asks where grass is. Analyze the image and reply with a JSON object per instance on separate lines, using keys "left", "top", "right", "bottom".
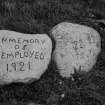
{"left": 0, "top": 0, "right": 105, "bottom": 105}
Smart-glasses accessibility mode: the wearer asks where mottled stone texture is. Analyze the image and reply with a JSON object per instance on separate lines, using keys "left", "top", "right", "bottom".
{"left": 0, "top": 30, "right": 52, "bottom": 83}
{"left": 51, "top": 22, "right": 101, "bottom": 77}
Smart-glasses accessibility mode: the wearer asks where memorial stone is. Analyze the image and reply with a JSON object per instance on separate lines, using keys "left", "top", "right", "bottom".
{"left": 0, "top": 30, "right": 52, "bottom": 83}
{"left": 51, "top": 22, "right": 101, "bottom": 77}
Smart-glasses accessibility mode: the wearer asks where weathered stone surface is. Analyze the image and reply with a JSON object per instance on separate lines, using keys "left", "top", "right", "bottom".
{"left": 0, "top": 30, "right": 52, "bottom": 83}
{"left": 51, "top": 22, "right": 101, "bottom": 78}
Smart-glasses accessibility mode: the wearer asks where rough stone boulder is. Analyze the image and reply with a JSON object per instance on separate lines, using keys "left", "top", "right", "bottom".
{"left": 0, "top": 30, "right": 52, "bottom": 83}
{"left": 51, "top": 22, "right": 101, "bottom": 78}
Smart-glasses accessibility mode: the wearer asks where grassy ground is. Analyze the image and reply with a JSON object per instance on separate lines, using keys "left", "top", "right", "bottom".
{"left": 0, "top": 0, "right": 105, "bottom": 105}
{"left": 0, "top": 0, "right": 105, "bottom": 34}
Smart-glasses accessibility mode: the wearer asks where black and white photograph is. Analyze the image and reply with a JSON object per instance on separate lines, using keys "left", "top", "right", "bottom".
{"left": 0, "top": 0, "right": 105, "bottom": 105}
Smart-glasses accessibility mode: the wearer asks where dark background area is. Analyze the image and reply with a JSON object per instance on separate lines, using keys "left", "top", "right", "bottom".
{"left": 0, "top": 0, "right": 105, "bottom": 105}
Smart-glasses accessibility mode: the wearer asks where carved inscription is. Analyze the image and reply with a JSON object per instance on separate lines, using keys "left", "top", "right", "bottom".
{"left": 0, "top": 30, "right": 52, "bottom": 81}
